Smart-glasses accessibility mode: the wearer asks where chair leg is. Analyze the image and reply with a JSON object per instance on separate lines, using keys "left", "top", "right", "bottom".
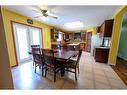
{"left": 42, "top": 66, "right": 43, "bottom": 76}
{"left": 34, "top": 64, "right": 37, "bottom": 73}
{"left": 33, "top": 61, "right": 34, "bottom": 66}
{"left": 78, "top": 65, "right": 79, "bottom": 74}
{"left": 39, "top": 65, "right": 41, "bottom": 69}
{"left": 54, "top": 69, "right": 56, "bottom": 82}
{"left": 45, "top": 68, "right": 47, "bottom": 77}
{"left": 75, "top": 69, "right": 77, "bottom": 81}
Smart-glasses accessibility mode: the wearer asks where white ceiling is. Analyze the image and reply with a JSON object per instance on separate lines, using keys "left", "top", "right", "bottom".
{"left": 4, "top": 6, "right": 120, "bottom": 31}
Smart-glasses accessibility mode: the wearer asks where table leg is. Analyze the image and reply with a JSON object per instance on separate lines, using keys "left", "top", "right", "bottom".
{"left": 61, "top": 65, "right": 65, "bottom": 77}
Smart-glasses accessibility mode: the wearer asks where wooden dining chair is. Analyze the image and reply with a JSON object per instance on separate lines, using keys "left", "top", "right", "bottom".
{"left": 31, "top": 45, "right": 40, "bottom": 48}
{"left": 64, "top": 49, "right": 82, "bottom": 81}
{"left": 42, "top": 49, "right": 61, "bottom": 82}
{"left": 32, "top": 48, "right": 44, "bottom": 75}
{"left": 31, "top": 45, "right": 40, "bottom": 66}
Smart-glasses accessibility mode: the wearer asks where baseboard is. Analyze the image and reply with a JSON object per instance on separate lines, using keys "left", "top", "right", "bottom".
{"left": 117, "top": 55, "right": 127, "bottom": 61}
{"left": 108, "top": 62, "right": 116, "bottom": 66}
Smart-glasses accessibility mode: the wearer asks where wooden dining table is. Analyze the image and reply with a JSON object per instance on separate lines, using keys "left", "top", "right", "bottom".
{"left": 29, "top": 49, "right": 78, "bottom": 77}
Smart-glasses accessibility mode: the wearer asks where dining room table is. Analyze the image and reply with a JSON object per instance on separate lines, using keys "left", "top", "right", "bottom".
{"left": 29, "top": 49, "right": 78, "bottom": 77}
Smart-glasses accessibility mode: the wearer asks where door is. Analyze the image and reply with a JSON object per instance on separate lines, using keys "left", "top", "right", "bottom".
{"left": 13, "top": 23, "right": 31, "bottom": 63}
{"left": 29, "top": 27, "right": 42, "bottom": 48}
{"left": 13, "top": 23, "right": 42, "bottom": 64}
{"left": 86, "top": 32, "right": 92, "bottom": 52}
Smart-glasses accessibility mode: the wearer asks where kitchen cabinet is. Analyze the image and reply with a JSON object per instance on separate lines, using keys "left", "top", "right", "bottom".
{"left": 51, "top": 28, "right": 64, "bottom": 41}
{"left": 81, "top": 32, "right": 86, "bottom": 41}
{"left": 51, "top": 28, "right": 59, "bottom": 41}
{"left": 51, "top": 29, "right": 54, "bottom": 40}
{"left": 96, "top": 26, "right": 101, "bottom": 33}
{"left": 85, "top": 32, "right": 92, "bottom": 52}
{"left": 100, "top": 19, "right": 114, "bottom": 37}
{"left": 74, "top": 32, "right": 81, "bottom": 39}
{"left": 94, "top": 47, "right": 109, "bottom": 63}
{"left": 64, "top": 33, "right": 69, "bottom": 39}
{"left": 80, "top": 43, "right": 85, "bottom": 51}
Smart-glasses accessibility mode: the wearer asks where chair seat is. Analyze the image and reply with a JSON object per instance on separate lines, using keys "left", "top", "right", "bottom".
{"left": 65, "top": 60, "right": 76, "bottom": 68}
{"left": 35, "top": 60, "right": 43, "bottom": 64}
{"left": 70, "top": 56, "right": 77, "bottom": 61}
{"left": 45, "top": 59, "right": 61, "bottom": 68}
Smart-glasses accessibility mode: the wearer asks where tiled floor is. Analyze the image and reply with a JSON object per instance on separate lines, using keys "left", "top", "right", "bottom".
{"left": 11, "top": 52, "right": 127, "bottom": 89}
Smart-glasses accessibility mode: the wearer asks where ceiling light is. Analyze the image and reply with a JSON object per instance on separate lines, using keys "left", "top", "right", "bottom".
{"left": 41, "top": 16, "right": 49, "bottom": 21}
{"left": 64, "top": 21, "right": 84, "bottom": 30}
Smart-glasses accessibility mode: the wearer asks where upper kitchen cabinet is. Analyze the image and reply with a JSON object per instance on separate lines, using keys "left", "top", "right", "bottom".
{"left": 96, "top": 26, "right": 101, "bottom": 33}
{"left": 51, "top": 29, "right": 55, "bottom": 40}
{"left": 64, "top": 32, "right": 74, "bottom": 41}
{"left": 51, "top": 28, "right": 64, "bottom": 41}
{"left": 100, "top": 19, "right": 114, "bottom": 37}
{"left": 74, "top": 32, "right": 81, "bottom": 39}
{"left": 81, "top": 32, "right": 86, "bottom": 41}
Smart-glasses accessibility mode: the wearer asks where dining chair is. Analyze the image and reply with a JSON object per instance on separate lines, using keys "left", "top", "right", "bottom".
{"left": 64, "top": 49, "right": 82, "bottom": 81}
{"left": 31, "top": 45, "right": 40, "bottom": 66}
{"left": 32, "top": 47, "right": 45, "bottom": 75}
{"left": 42, "top": 49, "right": 61, "bottom": 82}
{"left": 31, "top": 45, "right": 40, "bottom": 48}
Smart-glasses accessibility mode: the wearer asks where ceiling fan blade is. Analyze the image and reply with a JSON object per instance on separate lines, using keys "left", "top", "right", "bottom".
{"left": 48, "top": 15, "right": 58, "bottom": 19}
{"left": 32, "top": 9, "right": 41, "bottom": 13}
{"left": 34, "top": 16, "right": 42, "bottom": 18}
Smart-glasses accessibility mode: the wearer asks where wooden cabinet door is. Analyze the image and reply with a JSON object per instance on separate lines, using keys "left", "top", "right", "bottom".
{"left": 85, "top": 32, "right": 92, "bottom": 52}
{"left": 99, "top": 19, "right": 114, "bottom": 37}
{"left": 51, "top": 29, "right": 54, "bottom": 40}
{"left": 81, "top": 32, "right": 86, "bottom": 41}
{"left": 104, "top": 20, "right": 114, "bottom": 37}
{"left": 97, "top": 26, "right": 101, "bottom": 33}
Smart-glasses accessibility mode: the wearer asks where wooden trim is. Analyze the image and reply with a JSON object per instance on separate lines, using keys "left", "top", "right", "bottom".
{"left": 11, "top": 64, "right": 18, "bottom": 68}
{"left": 85, "top": 32, "right": 92, "bottom": 52}
{"left": 11, "top": 20, "right": 42, "bottom": 30}
{"left": 10, "top": 20, "right": 44, "bottom": 67}
{"left": 10, "top": 21, "right": 19, "bottom": 67}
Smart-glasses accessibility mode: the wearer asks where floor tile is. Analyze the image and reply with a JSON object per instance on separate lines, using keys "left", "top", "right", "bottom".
{"left": 11, "top": 52, "right": 127, "bottom": 89}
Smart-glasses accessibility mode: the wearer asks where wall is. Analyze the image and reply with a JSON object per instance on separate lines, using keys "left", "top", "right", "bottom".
{"left": 86, "top": 27, "right": 97, "bottom": 35}
{"left": 117, "top": 13, "right": 127, "bottom": 61}
{"left": 108, "top": 6, "right": 127, "bottom": 65}
{"left": 1, "top": 8, "right": 52, "bottom": 67}
{"left": 0, "top": 8, "right": 14, "bottom": 89}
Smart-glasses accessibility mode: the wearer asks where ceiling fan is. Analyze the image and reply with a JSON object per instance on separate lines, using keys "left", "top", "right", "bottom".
{"left": 33, "top": 6, "right": 58, "bottom": 20}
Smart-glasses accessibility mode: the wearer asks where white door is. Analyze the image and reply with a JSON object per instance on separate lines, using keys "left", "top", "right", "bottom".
{"left": 13, "top": 23, "right": 31, "bottom": 63}
{"left": 29, "top": 27, "right": 42, "bottom": 48}
{"left": 13, "top": 23, "right": 42, "bottom": 64}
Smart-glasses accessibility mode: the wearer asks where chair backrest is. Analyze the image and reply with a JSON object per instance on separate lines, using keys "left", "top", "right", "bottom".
{"left": 75, "top": 49, "right": 82, "bottom": 66}
{"left": 32, "top": 47, "right": 42, "bottom": 64}
{"left": 31, "top": 45, "right": 40, "bottom": 48}
{"left": 42, "top": 49, "right": 55, "bottom": 65}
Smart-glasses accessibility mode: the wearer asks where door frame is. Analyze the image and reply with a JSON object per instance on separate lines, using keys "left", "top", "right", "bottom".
{"left": 85, "top": 32, "right": 92, "bottom": 52}
{"left": 11, "top": 20, "right": 43, "bottom": 67}
{"left": 13, "top": 23, "right": 31, "bottom": 63}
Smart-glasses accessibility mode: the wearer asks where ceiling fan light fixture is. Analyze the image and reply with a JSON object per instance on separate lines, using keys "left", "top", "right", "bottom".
{"left": 41, "top": 16, "right": 49, "bottom": 21}
{"left": 64, "top": 21, "right": 84, "bottom": 30}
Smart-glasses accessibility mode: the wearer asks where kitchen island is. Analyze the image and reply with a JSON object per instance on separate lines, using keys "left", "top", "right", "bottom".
{"left": 51, "top": 41, "right": 86, "bottom": 51}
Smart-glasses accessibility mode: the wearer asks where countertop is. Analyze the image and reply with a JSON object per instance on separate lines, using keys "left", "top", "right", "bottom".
{"left": 94, "top": 46, "right": 110, "bottom": 49}
{"left": 51, "top": 41, "right": 86, "bottom": 45}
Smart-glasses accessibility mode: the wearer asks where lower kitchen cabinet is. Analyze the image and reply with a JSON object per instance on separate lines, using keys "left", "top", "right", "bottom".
{"left": 94, "top": 47, "right": 109, "bottom": 63}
